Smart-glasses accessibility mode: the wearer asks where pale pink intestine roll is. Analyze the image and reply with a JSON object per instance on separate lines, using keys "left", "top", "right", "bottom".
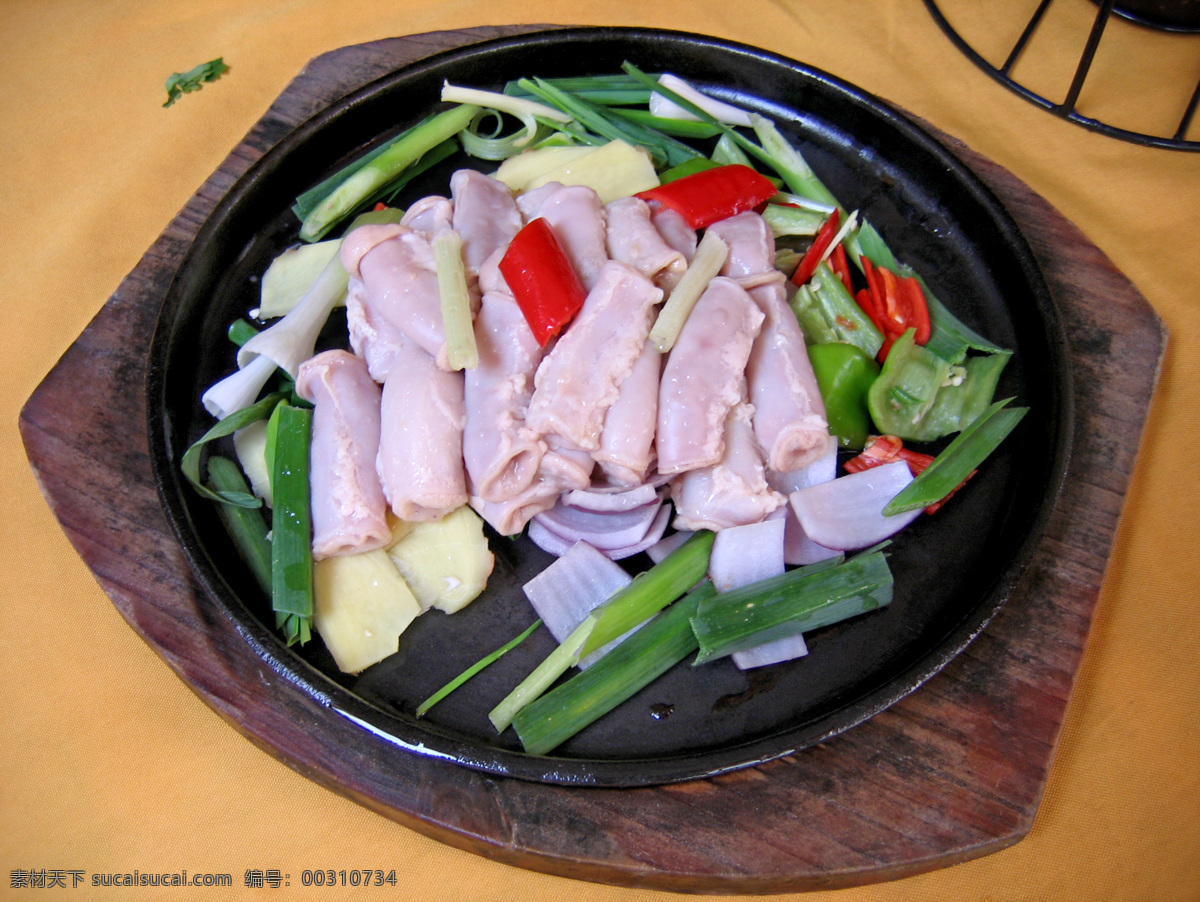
{"left": 295, "top": 350, "right": 392, "bottom": 560}
{"left": 462, "top": 253, "right": 548, "bottom": 504}
{"left": 376, "top": 338, "right": 468, "bottom": 522}
{"left": 517, "top": 182, "right": 609, "bottom": 290}
{"left": 656, "top": 277, "right": 765, "bottom": 475}
{"left": 592, "top": 338, "right": 662, "bottom": 487}
{"left": 604, "top": 196, "right": 687, "bottom": 291}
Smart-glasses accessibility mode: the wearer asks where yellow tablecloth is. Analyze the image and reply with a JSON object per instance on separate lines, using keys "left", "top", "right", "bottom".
{"left": 3, "top": 1, "right": 1198, "bottom": 898}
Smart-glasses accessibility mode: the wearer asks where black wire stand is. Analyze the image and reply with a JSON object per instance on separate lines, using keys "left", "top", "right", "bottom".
{"left": 924, "top": 0, "right": 1200, "bottom": 150}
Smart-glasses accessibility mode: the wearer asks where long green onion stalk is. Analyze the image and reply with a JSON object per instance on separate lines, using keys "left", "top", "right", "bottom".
{"left": 269, "top": 402, "right": 314, "bottom": 645}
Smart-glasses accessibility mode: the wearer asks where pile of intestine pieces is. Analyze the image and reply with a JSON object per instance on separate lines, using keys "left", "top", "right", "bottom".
{"left": 295, "top": 168, "right": 835, "bottom": 565}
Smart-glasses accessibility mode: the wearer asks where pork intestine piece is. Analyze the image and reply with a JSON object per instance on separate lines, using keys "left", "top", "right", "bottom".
{"left": 376, "top": 338, "right": 467, "bottom": 522}
{"left": 517, "top": 182, "right": 609, "bottom": 291}
{"left": 525, "top": 260, "right": 662, "bottom": 452}
{"left": 746, "top": 282, "right": 830, "bottom": 472}
{"left": 649, "top": 204, "right": 697, "bottom": 262}
{"left": 656, "top": 277, "right": 765, "bottom": 475}
{"left": 670, "top": 381, "right": 786, "bottom": 532}
{"left": 342, "top": 224, "right": 454, "bottom": 370}
{"left": 593, "top": 338, "right": 662, "bottom": 487}
{"left": 706, "top": 211, "right": 787, "bottom": 291}
{"left": 400, "top": 195, "right": 453, "bottom": 235}
{"left": 463, "top": 255, "right": 548, "bottom": 504}
{"left": 604, "top": 196, "right": 687, "bottom": 291}
{"left": 344, "top": 277, "right": 406, "bottom": 382}
{"left": 451, "top": 170, "right": 523, "bottom": 278}
{"left": 295, "top": 350, "right": 391, "bottom": 560}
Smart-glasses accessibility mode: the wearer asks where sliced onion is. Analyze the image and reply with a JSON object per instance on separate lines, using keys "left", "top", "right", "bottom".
{"left": 789, "top": 460, "right": 922, "bottom": 550}
{"left": 601, "top": 503, "right": 672, "bottom": 561}
{"left": 522, "top": 540, "right": 632, "bottom": 644}
{"left": 708, "top": 518, "right": 786, "bottom": 592}
{"left": 646, "top": 529, "right": 693, "bottom": 564}
{"left": 732, "top": 633, "right": 808, "bottom": 670}
{"left": 532, "top": 497, "right": 663, "bottom": 552}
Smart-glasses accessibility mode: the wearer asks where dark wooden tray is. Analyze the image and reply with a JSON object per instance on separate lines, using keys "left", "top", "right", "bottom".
{"left": 20, "top": 27, "right": 1166, "bottom": 893}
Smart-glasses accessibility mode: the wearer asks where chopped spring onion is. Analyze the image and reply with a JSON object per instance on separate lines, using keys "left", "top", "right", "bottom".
{"left": 181, "top": 391, "right": 288, "bottom": 506}
{"left": 269, "top": 402, "right": 314, "bottom": 645}
{"left": 649, "top": 230, "right": 729, "bottom": 352}
{"left": 504, "top": 73, "right": 654, "bottom": 107}
{"left": 432, "top": 230, "right": 478, "bottom": 370}
{"left": 206, "top": 455, "right": 272, "bottom": 594}
{"left": 297, "top": 104, "right": 479, "bottom": 242}
{"left": 512, "top": 582, "right": 716, "bottom": 756}
{"left": 488, "top": 529, "right": 714, "bottom": 732}
{"left": 607, "top": 107, "right": 723, "bottom": 140}
{"left": 883, "top": 398, "right": 1028, "bottom": 515}
{"left": 416, "top": 619, "right": 542, "bottom": 717}
{"left": 227, "top": 319, "right": 259, "bottom": 347}
{"left": 691, "top": 550, "right": 893, "bottom": 665}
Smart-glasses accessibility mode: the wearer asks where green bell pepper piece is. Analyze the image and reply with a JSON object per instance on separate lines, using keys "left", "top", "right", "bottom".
{"left": 808, "top": 342, "right": 880, "bottom": 451}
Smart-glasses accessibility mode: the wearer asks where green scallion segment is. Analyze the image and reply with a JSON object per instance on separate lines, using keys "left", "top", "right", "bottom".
{"left": 416, "top": 620, "right": 542, "bottom": 717}
{"left": 180, "top": 391, "right": 288, "bottom": 507}
{"left": 690, "top": 551, "right": 894, "bottom": 665}
{"left": 269, "top": 402, "right": 314, "bottom": 645}
{"left": 488, "top": 530, "right": 714, "bottom": 732}
{"left": 513, "top": 583, "right": 716, "bottom": 756}
{"left": 206, "top": 456, "right": 272, "bottom": 594}
{"left": 296, "top": 104, "right": 480, "bottom": 242}
{"left": 883, "top": 399, "right": 1028, "bottom": 516}
{"left": 227, "top": 319, "right": 259, "bottom": 347}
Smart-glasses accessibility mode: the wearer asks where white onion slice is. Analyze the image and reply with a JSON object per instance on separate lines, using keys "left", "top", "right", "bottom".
{"left": 523, "top": 540, "right": 632, "bottom": 643}
{"left": 649, "top": 74, "right": 754, "bottom": 127}
{"left": 732, "top": 633, "right": 809, "bottom": 670}
{"left": 602, "top": 503, "right": 672, "bottom": 561}
{"left": 708, "top": 518, "right": 786, "bottom": 592}
{"left": 646, "top": 529, "right": 693, "bottom": 564}
{"left": 789, "top": 461, "right": 922, "bottom": 550}
{"left": 532, "top": 498, "right": 663, "bottom": 552}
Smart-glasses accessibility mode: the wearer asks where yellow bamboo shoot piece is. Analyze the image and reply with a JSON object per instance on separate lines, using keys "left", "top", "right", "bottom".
{"left": 313, "top": 549, "right": 421, "bottom": 674}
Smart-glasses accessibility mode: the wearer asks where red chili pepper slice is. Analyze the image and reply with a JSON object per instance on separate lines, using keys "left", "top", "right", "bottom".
{"left": 790, "top": 208, "right": 841, "bottom": 287}
{"left": 899, "top": 275, "right": 932, "bottom": 345}
{"left": 844, "top": 435, "right": 976, "bottom": 513}
{"left": 635, "top": 164, "right": 778, "bottom": 230}
{"left": 829, "top": 242, "right": 853, "bottom": 294}
{"left": 497, "top": 218, "right": 587, "bottom": 346}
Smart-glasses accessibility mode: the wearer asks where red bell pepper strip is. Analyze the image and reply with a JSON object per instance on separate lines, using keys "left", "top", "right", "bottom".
{"left": 790, "top": 208, "right": 841, "bottom": 287}
{"left": 498, "top": 218, "right": 587, "bottom": 346}
{"left": 844, "top": 435, "right": 975, "bottom": 514}
{"left": 635, "top": 164, "right": 777, "bottom": 230}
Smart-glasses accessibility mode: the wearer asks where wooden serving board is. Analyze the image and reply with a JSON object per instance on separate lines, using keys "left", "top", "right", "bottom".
{"left": 20, "top": 27, "right": 1166, "bottom": 893}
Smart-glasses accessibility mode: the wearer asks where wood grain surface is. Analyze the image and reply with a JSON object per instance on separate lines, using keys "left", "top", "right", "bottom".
{"left": 19, "top": 27, "right": 1166, "bottom": 893}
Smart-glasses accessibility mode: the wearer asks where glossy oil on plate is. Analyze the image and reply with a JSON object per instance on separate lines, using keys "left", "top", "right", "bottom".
{"left": 146, "top": 27, "right": 1072, "bottom": 787}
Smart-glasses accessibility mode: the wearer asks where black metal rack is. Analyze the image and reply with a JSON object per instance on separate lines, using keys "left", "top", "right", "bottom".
{"left": 924, "top": 0, "right": 1200, "bottom": 150}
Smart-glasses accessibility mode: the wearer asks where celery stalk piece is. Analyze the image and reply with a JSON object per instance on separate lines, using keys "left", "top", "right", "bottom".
{"left": 269, "top": 403, "right": 314, "bottom": 645}
{"left": 690, "top": 551, "right": 894, "bottom": 665}
{"left": 432, "top": 231, "right": 478, "bottom": 370}
{"left": 649, "top": 232, "right": 729, "bottom": 352}
{"left": 883, "top": 399, "right": 1029, "bottom": 516}
{"left": 418, "top": 620, "right": 543, "bottom": 718}
{"left": 206, "top": 455, "right": 273, "bottom": 595}
{"left": 749, "top": 114, "right": 840, "bottom": 209}
{"left": 298, "top": 104, "right": 480, "bottom": 242}
{"left": 512, "top": 583, "right": 716, "bottom": 756}
{"left": 488, "top": 530, "right": 715, "bottom": 732}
